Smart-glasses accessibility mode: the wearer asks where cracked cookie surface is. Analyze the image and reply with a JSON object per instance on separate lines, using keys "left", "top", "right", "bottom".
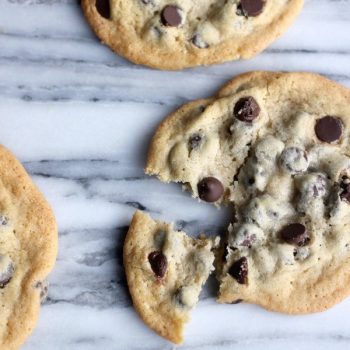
{"left": 81, "top": 0, "right": 304, "bottom": 69}
{"left": 124, "top": 210, "right": 217, "bottom": 343}
{"left": 145, "top": 71, "right": 350, "bottom": 313}
{"left": 0, "top": 145, "right": 57, "bottom": 349}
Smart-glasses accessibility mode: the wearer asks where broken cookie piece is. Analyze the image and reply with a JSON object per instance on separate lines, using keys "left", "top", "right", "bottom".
{"left": 146, "top": 71, "right": 350, "bottom": 314}
{"left": 124, "top": 210, "right": 218, "bottom": 344}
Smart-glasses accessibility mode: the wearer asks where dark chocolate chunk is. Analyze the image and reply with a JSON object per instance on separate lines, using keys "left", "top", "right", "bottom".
{"left": 234, "top": 97, "right": 260, "bottom": 122}
{"left": 148, "top": 251, "right": 167, "bottom": 278}
{"left": 161, "top": 5, "right": 182, "bottom": 27}
{"left": 197, "top": 177, "right": 224, "bottom": 202}
{"left": 96, "top": 0, "right": 110, "bottom": 19}
{"left": 280, "top": 223, "right": 310, "bottom": 246}
{"left": 315, "top": 116, "right": 343, "bottom": 143}
{"left": 238, "top": 0, "right": 265, "bottom": 17}
{"left": 228, "top": 257, "right": 248, "bottom": 284}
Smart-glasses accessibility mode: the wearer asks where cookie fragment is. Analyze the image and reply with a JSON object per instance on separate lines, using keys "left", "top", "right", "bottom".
{"left": 124, "top": 211, "right": 217, "bottom": 344}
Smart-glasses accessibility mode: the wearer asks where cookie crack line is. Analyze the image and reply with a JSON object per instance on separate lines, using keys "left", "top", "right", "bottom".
{"left": 138, "top": 71, "right": 350, "bottom": 342}
{"left": 81, "top": 0, "right": 304, "bottom": 69}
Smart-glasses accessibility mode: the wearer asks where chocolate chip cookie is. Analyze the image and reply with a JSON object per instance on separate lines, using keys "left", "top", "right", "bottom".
{"left": 146, "top": 71, "right": 350, "bottom": 313}
{"left": 124, "top": 210, "right": 218, "bottom": 343}
{"left": 0, "top": 145, "right": 57, "bottom": 349}
{"left": 81, "top": 0, "right": 304, "bottom": 69}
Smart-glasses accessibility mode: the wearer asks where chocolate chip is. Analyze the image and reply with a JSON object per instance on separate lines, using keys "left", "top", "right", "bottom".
{"left": 197, "top": 177, "right": 224, "bottom": 202}
{"left": 148, "top": 251, "right": 167, "bottom": 278}
{"left": 0, "top": 216, "right": 8, "bottom": 225}
{"left": 228, "top": 257, "right": 248, "bottom": 284}
{"left": 315, "top": 116, "right": 343, "bottom": 143}
{"left": 191, "top": 34, "right": 209, "bottom": 49}
{"left": 340, "top": 182, "right": 350, "bottom": 202}
{"left": 231, "top": 299, "right": 243, "bottom": 304}
{"left": 234, "top": 97, "right": 260, "bottom": 122}
{"left": 238, "top": 0, "right": 265, "bottom": 17}
{"left": 222, "top": 243, "right": 228, "bottom": 262}
{"left": 95, "top": 0, "right": 110, "bottom": 19}
{"left": 35, "top": 280, "right": 49, "bottom": 304}
{"left": 161, "top": 5, "right": 182, "bottom": 27}
{"left": 279, "top": 147, "right": 309, "bottom": 174}
{"left": 0, "top": 256, "right": 14, "bottom": 288}
{"left": 188, "top": 134, "right": 202, "bottom": 151}
{"left": 280, "top": 223, "right": 310, "bottom": 246}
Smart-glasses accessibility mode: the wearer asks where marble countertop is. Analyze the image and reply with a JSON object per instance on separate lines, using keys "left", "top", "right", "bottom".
{"left": 0, "top": 0, "right": 350, "bottom": 349}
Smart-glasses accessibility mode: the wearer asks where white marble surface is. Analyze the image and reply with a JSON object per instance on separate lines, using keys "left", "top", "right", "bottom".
{"left": 0, "top": 0, "right": 350, "bottom": 348}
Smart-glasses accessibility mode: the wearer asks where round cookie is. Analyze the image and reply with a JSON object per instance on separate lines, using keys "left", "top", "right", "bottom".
{"left": 81, "top": 0, "right": 304, "bottom": 70}
{"left": 124, "top": 210, "right": 217, "bottom": 343}
{"left": 145, "top": 71, "right": 350, "bottom": 313}
{"left": 0, "top": 145, "right": 57, "bottom": 349}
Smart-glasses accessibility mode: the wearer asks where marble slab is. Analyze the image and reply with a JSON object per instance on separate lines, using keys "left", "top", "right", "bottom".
{"left": 0, "top": 0, "right": 350, "bottom": 348}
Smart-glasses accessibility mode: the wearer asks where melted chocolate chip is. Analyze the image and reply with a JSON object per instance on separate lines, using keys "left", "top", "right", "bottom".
{"left": 234, "top": 97, "right": 260, "bottom": 122}
{"left": 340, "top": 182, "right": 350, "bottom": 202}
{"left": 222, "top": 243, "right": 229, "bottom": 262}
{"left": 315, "top": 116, "right": 343, "bottom": 143}
{"left": 238, "top": 0, "right": 265, "bottom": 17}
{"left": 95, "top": 0, "right": 110, "bottom": 19}
{"left": 148, "top": 251, "right": 167, "bottom": 278}
{"left": 197, "top": 177, "right": 224, "bottom": 202}
{"left": 192, "top": 34, "right": 209, "bottom": 49}
{"left": 0, "top": 216, "right": 8, "bottom": 225}
{"left": 312, "top": 175, "right": 327, "bottom": 197}
{"left": 188, "top": 134, "right": 202, "bottom": 151}
{"left": 228, "top": 257, "right": 248, "bottom": 284}
{"left": 161, "top": 5, "right": 182, "bottom": 27}
{"left": 280, "top": 223, "right": 310, "bottom": 246}
{"left": 0, "top": 257, "right": 14, "bottom": 289}
{"left": 241, "top": 234, "right": 256, "bottom": 248}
